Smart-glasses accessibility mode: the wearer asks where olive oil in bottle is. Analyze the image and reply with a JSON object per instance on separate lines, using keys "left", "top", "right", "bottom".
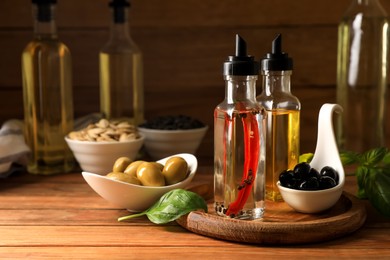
{"left": 22, "top": 0, "right": 74, "bottom": 174}
{"left": 100, "top": 0, "right": 144, "bottom": 124}
{"left": 257, "top": 34, "right": 301, "bottom": 202}
{"left": 336, "top": 0, "right": 389, "bottom": 152}
{"left": 264, "top": 110, "right": 300, "bottom": 201}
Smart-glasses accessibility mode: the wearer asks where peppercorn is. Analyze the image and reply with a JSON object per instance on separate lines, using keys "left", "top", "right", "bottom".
{"left": 139, "top": 115, "right": 205, "bottom": 130}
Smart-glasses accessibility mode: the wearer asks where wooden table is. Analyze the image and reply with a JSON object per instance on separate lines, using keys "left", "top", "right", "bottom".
{"left": 1, "top": 163, "right": 389, "bottom": 259}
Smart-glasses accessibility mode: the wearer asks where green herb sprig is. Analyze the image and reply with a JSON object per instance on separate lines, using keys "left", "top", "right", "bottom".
{"left": 118, "top": 189, "right": 208, "bottom": 224}
{"left": 300, "top": 147, "right": 390, "bottom": 217}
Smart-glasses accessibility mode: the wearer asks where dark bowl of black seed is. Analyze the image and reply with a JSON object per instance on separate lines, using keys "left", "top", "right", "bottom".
{"left": 138, "top": 115, "right": 208, "bottom": 160}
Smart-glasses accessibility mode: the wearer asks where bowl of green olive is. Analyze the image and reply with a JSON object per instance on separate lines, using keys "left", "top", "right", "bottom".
{"left": 82, "top": 153, "right": 197, "bottom": 212}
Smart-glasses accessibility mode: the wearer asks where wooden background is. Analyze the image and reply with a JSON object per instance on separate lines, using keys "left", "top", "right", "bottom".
{"left": 0, "top": 0, "right": 389, "bottom": 160}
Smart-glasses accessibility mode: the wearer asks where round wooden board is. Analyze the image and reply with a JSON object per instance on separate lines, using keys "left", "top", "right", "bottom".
{"left": 176, "top": 192, "right": 367, "bottom": 245}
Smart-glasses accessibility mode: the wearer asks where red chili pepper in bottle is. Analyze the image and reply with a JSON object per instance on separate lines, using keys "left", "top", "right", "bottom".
{"left": 225, "top": 113, "right": 260, "bottom": 216}
{"left": 214, "top": 35, "right": 266, "bottom": 220}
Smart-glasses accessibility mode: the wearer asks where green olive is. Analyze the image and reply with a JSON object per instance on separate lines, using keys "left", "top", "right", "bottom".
{"left": 136, "top": 162, "right": 165, "bottom": 187}
{"left": 150, "top": 162, "right": 164, "bottom": 171}
{"left": 124, "top": 160, "right": 146, "bottom": 178}
{"left": 113, "top": 157, "right": 132, "bottom": 172}
{"left": 162, "top": 157, "right": 188, "bottom": 185}
{"left": 106, "top": 172, "right": 142, "bottom": 185}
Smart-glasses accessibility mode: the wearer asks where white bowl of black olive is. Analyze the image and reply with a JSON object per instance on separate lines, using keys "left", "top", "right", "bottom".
{"left": 277, "top": 103, "right": 345, "bottom": 213}
{"left": 277, "top": 161, "right": 344, "bottom": 214}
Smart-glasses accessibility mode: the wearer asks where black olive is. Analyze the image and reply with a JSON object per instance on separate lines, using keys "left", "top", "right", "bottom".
{"left": 299, "top": 177, "right": 320, "bottom": 190}
{"left": 308, "top": 167, "right": 320, "bottom": 179}
{"left": 280, "top": 163, "right": 339, "bottom": 191}
{"left": 293, "top": 162, "right": 311, "bottom": 180}
{"left": 279, "top": 170, "right": 299, "bottom": 189}
{"left": 320, "top": 166, "right": 339, "bottom": 183}
{"left": 319, "top": 176, "right": 337, "bottom": 189}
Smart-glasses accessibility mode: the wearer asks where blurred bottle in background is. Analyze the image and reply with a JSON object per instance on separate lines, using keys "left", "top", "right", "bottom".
{"left": 100, "top": 0, "right": 144, "bottom": 125}
{"left": 336, "top": 0, "right": 389, "bottom": 152}
{"left": 22, "top": 0, "right": 74, "bottom": 174}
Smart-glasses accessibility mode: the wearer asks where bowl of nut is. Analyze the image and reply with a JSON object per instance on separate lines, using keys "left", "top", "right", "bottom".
{"left": 277, "top": 104, "right": 345, "bottom": 213}
{"left": 82, "top": 153, "right": 197, "bottom": 212}
{"left": 138, "top": 115, "right": 208, "bottom": 160}
{"left": 65, "top": 119, "right": 144, "bottom": 175}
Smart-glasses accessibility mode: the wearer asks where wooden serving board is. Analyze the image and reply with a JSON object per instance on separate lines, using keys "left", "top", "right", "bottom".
{"left": 176, "top": 192, "right": 367, "bottom": 245}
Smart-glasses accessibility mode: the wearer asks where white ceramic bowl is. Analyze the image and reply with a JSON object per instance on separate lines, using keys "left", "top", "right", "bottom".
{"left": 277, "top": 104, "right": 345, "bottom": 214}
{"left": 65, "top": 134, "right": 144, "bottom": 175}
{"left": 277, "top": 172, "right": 344, "bottom": 214}
{"left": 138, "top": 126, "right": 208, "bottom": 160}
{"left": 82, "top": 153, "right": 198, "bottom": 212}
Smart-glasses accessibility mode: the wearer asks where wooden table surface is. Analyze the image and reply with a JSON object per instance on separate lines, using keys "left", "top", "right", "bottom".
{"left": 1, "top": 163, "right": 389, "bottom": 259}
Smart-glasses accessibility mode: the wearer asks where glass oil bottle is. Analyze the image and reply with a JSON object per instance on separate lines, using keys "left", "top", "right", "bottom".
{"left": 336, "top": 0, "right": 389, "bottom": 153}
{"left": 100, "top": 0, "right": 144, "bottom": 125}
{"left": 22, "top": 0, "right": 74, "bottom": 174}
{"left": 214, "top": 34, "right": 266, "bottom": 220}
{"left": 257, "top": 34, "right": 301, "bottom": 202}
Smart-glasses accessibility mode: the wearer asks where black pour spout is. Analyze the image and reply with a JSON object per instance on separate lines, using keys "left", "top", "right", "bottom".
{"left": 223, "top": 34, "right": 259, "bottom": 76}
{"left": 261, "top": 34, "right": 293, "bottom": 71}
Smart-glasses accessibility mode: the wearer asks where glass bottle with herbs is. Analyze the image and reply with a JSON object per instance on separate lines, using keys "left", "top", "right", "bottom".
{"left": 214, "top": 35, "right": 266, "bottom": 220}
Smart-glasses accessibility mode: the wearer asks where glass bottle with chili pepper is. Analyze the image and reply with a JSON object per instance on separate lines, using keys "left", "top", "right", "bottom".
{"left": 214, "top": 34, "right": 266, "bottom": 219}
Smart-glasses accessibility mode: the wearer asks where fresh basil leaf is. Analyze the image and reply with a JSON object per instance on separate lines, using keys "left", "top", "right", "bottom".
{"left": 300, "top": 148, "right": 390, "bottom": 218}
{"left": 362, "top": 147, "right": 388, "bottom": 167}
{"left": 145, "top": 189, "right": 208, "bottom": 224}
{"left": 364, "top": 168, "right": 390, "bottom": 217}
{"left": 356, "top": 166, "right": 369, "bottom": 199}
{"left": 339, "top": 151, "right": 360, "bottom": 166}
{"left": 299, "top": 153, "right": 313, "bottom": 163}
{"left": 118, "top": 189, "right": 208, "bottom": 224}
{"left": 383, "top": 152, "right": 390, "bottom": 166}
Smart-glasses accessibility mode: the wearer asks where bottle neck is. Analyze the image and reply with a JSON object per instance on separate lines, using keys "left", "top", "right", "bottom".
{"left": 345, "top": 0, "right": 387, "bottom": 16}
{"left": 356, "top": 0, "right": 379, "bottom": 5}
{"left": 355, "top": 0, "right": 385, "bottom": 10}
{"left": 225, "top": 75, "right": 258, "bottom": 103}
{"left": 33, "top": 4, "right": 57, "bottom": 40}
{"left": 109, "top": 7, "right": 131, "bottom": 41}
{"left": 261, "top": 70, "right": 292, "bottom": 96}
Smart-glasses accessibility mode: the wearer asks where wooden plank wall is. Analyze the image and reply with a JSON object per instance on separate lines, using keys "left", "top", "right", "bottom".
{"left": 0, "top": 0, "right": 389, "bottom": 160}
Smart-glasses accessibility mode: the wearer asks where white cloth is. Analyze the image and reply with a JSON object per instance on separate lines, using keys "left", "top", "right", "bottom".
{"left": 0, "top": 120, "right": 30, "bottom": 177}
{"left": 0, "top": 114, "right": 104, "bottom": 177}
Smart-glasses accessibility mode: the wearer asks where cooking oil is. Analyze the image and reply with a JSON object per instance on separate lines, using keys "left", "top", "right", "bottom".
{"left": 100, "top": 51, "right": 143, "bottom": 124}
{"left": 257, "top": 34, "right": 301, "bottom": 202}
{"left": 100, "top": 0, "right": 144, "bottom": 125}
{"left": 265, "top": 110, "right": 300, "bottom": 201}
{"left": 22, "top": 0, "right": 74, "bottom": 174}
{"left": 336, "top": 0, "right": 389, "bottom": 152}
